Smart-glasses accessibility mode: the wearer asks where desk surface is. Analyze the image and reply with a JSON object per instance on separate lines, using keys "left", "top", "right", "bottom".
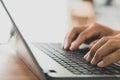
{"left": 0, "top": 41, "right": 39, "bottom": 80}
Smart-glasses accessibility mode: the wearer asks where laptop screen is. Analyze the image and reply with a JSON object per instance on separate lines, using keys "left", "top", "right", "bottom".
{"left": 0, "top": 0, "right": 46, "bottom": 80}
{"left": 1, "top": 0, "right": 70, "bottom": 43}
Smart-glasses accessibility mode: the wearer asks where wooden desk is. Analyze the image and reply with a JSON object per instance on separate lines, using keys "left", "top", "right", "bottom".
{"left": 0, "top": 41, "right": 39, "bottom": 80}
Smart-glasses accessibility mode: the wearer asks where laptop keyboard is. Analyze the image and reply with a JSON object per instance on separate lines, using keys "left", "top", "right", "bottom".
{"left": 34, "top": 43, "right": 120, "bottom": 75}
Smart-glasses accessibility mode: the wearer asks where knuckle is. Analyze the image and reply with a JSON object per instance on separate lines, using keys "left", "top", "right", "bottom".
{"left": 90, "top": 47, "right": 95, "bottom": 53}
{"left": 71, "top": 26, "right": 79, "bottom": 31}
{"left": 88, "top": 48, "right": 95, "bottom": 57}
{"left": 69, "top": 27, "right": 79, "bottom": 34}
{"left": 107, "top": 39, "right": 114, "bottom": 44}
{"left": 91, "top": 22, "right": 96, "bottom": 26}
{"left": 90, "top": 22, "right": 98, "bottom": 28}
{"left": 101, "top": 37, "right": 109, "bottom": 41}
{"left": 94, "top": 52, "right": 101, "bottom": 59}
{"left": 80, "top": 32, "right": 87, "bottom": 39}
{"left": 91, "top": 23, "right": 105, "bottom": 31}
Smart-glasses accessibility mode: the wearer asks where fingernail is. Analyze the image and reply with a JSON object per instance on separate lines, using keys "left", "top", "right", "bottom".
{"left": 84, "top": 53, "right": 88, "bottom": 59}
{"left": 97, "top": 61, "right": 104, "bottom": 67}
{"left": 64, "top": 41, "right": 68, "bottom": 49}
{"left": 85, "top": 52, "right": 91, "bottom": 62}
{"left": 86, "top": 55, "right": 92, "bottom": 62}
{"left": 86, "top": 56, "right": 90, "bottom": 62}
{"left": 91, "top": 59, "right": 96, "bottom": 65}
{"left": 70, "top": 43, "right": 75, "bottom": 51}
{"left": 84, "top": 55, "right": 87, "bottom": 59}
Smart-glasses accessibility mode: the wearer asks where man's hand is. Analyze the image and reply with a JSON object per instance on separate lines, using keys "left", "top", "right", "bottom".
{"left": 84, "top": 34, "right": 120, "bottom": 67}
{"left": 63, "top": 23, "right": 119, "bottom": 50}
{"left": 63, "top": 22, "right": 120, "bottom": 67}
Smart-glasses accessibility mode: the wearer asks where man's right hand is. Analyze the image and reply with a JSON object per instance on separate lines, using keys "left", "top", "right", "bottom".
{"left": 62, "top": 22, "right": 120, "bottom": 67}
{"left": 63, "top": 22, "right": 119, "bottom": 50}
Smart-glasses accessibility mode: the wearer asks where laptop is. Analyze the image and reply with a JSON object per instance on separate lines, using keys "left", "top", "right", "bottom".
{"left": 1, "top": 0, "right": 120, "bottom": 80}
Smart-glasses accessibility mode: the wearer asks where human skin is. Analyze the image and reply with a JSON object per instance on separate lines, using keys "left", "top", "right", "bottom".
{"left": 63, "top": 22, "right": 120, "bottom": 67}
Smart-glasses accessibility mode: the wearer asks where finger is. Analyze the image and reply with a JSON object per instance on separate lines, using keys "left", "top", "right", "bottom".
{"left": 85, "top": 37, "right": 109, "bottom": 62}
{"left": 88, "top": 40, "right": 99, "bottom": 48}
{"left": 97, "top": 49, "right": 120, "bottom": 67}
{"left": 84, "top": 52, "right": 89, "bottom": 59}
{"left": 91, "top": 39, "right": 120, "bottom": 65}
{"left": 63, "top": 26, "right": 86, "bottom": 49}
{"left": 63, "top": 27, "right": 78, "bottom": 49}
{"left": 70, "top": 23, "right": 99, "bottom": 50}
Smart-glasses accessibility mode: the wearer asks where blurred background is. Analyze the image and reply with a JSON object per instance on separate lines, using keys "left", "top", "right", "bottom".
{"left": 0, "top": 0, "right": 120, "bottom": 43}
{"left": 95, "top": 0, "right": 120, "bottom": 29}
